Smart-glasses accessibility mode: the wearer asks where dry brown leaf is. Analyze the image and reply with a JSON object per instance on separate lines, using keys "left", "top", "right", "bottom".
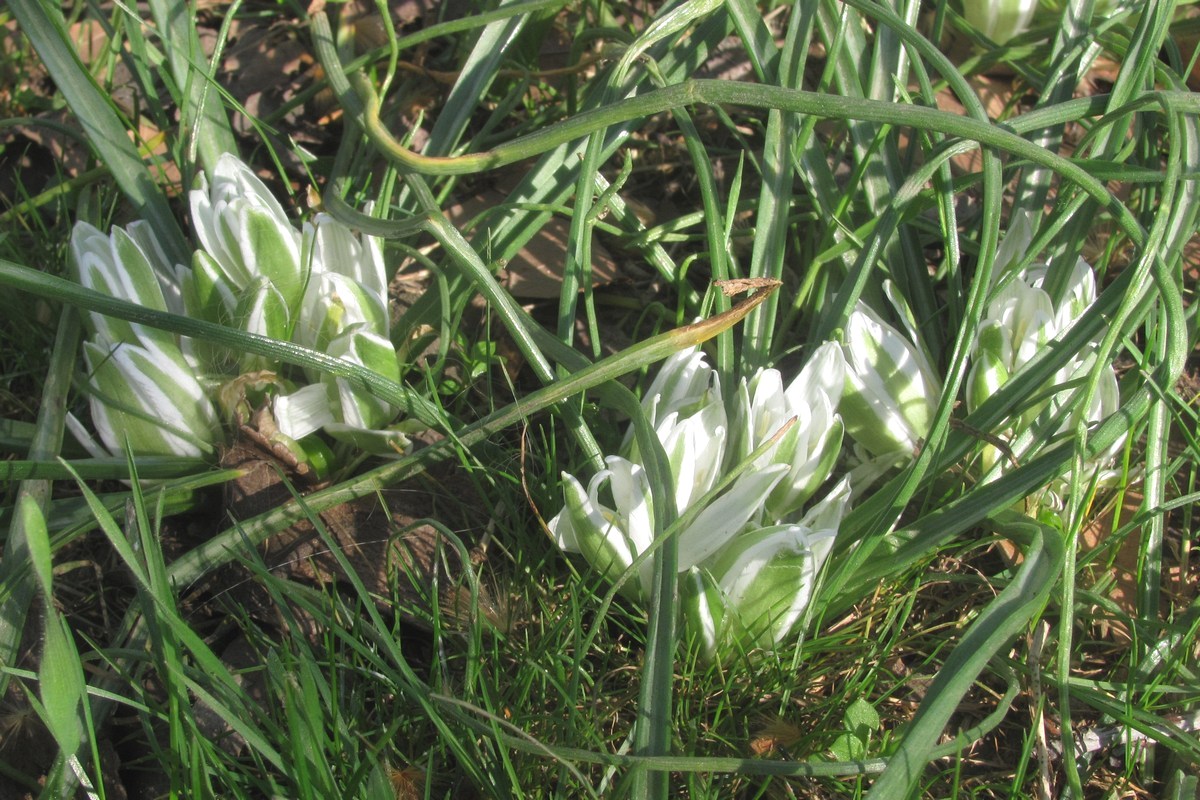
{"left": 749, "top": 718, "right": 804, "bottom": 756}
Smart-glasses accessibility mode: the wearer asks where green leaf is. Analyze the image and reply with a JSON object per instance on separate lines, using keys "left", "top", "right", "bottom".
{"left": 867, "top": 511, "right": 1064, "bottom": 797}
{"left": 844, "top": 697, "right": 880, "bottom": 744}
{"left": 21, "top": 496, "right": 86, "bottom": 756}
{"left": 19, "top": 495, "right": 54, "bottom": 599}
{"left": 39, "top": 613, "right": 86, "bottom": 756}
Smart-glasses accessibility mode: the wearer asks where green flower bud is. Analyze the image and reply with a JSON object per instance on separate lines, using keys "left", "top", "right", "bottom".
{"left": 962, "top": 0, "right": 1037, "bottom": 44}
{"left": 549, "top": 457, "right": 657, "bottom": 601}
{"left": 682, "top": 479, "right": 850, "bottom": 661}
{"left": 190, "top": 153, "right": 303, "bottom": 313}
{"left": 840, "top": 303, "right": 941, "bottom": 458}
{"left": 81, "top": 339, "right": 218, "bottom": 458}
{"left": 735, "top": 341, "right": 845, "bottom": 519}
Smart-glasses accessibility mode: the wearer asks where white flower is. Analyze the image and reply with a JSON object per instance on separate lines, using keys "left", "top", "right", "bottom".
{"left": 552, "top": 342, "right": 858, "bottom": 659}
{"left": 962, "top": 0, "right": 1037, "bottom": 44}
{"left": 840, "top": 302, "right": 941, "bottom": 458}
{"left": 969, "top": 227, "right": 1123, "bottom": 505}
{"left": 683, "top": 478, "right": 851, "bottom": 660}
{"left": 70, "top": 221, "right": 219, "bottom": 458}
{"left": 549, "top": 456, "right": 657, "bottom": 600}
{"left": 642, "top": 347, "right": 721, "bottom": 429}
{"left": 273, "top": 383, "right": 337, "bottom": 441}
{"left": 549, "top": 455, "right": 789, "bottom": 601}
{"left": 71, "top": 221, "right": 173, "bottom": 352}
{"left": 293, "top": 214, "right": 391, "bottom": 352}
{"left": 81, "top": 338, "right": 219, "bottom": 458}
{"left": 734, "top": 341, "right": 845, "bottom": 519}
{"left": 622, "top": 347, "right": 730, "bottom": 516}
{"left": 189, "top": 153, "right": 304, "bottom": 314}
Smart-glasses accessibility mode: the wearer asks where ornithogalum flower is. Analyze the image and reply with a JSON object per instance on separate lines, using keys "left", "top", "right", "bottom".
{"left": 70, "top": 153, "right": 411, "bottom": 465}
{"left": 80, "top": 338, "right": 220, "bottom": 458}
{"left": 549, "top": 456, "right": 657, "bottom": 600}
{"left": 186, "top": 156, "right": 407, "bottom": 456}
{"left": 840, "top": 301, "right": 941, "bottom": 459}
{"left": 968, "top": 251, "right": 1121, "bottom": 489}
{"left": 632, "top": 347, "right": 729, "bottom": 512}
{"left": 69, "top": 222, "right": 219, "bottom": 458}
{"left": 189, "top": 152, "right": 303, "bottom": 316}
{"left": 551, "top": 342, "right": 851, "bottom": 658}
{"left": 547, "top": 453, "right": 789, "bottom": 600}
{"left": 682, "top": 478, "right": 851, "bottom": 660}
{"left": 733, "top": 341, "right": 845, "bottom": 520}
{"left": 292, "top": 213, "right": 391, "bottom": 359}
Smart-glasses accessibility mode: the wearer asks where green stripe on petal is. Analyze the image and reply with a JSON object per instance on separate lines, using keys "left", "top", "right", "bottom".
{"left": 83, "top": 340, "right": 218, "bottom": 457}
{"left": 236, "top": 203, "right": 303, "bottom": 312}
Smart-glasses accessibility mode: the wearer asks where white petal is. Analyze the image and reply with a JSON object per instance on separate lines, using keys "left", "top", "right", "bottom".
{"left": 676, "top": 464, "right": 787, "bottom": 571}
{"left": 275, "top": 383, "right": 337, "bottom": 440}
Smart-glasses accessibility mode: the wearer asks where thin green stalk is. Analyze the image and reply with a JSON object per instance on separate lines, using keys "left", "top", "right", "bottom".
{"left": 673, "top": 106, "right": 733, "bottom": 375}
{"left": 419, "top": 186, "right": 605, "bottom": 471}
{"left": 0, "top": 457, "right": 208, "bottom": 481}
{"left": 313, "top": 4, "right": 1159, "bottom": 222}
{"left": 742, "top": 102, "right": 795, "bottom": 369}
{"left": 1013, "top": 0, "right": 1105, "bottom": 213}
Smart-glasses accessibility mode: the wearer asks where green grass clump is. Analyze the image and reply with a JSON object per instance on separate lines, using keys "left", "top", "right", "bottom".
{"left": 2, "top": 0, "right": 1199, "bottom": 797}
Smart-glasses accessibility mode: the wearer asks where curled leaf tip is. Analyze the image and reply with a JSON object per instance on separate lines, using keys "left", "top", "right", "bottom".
{"left": 713, "top": 277, "right": 782, "bottom": 296}
{"left": 674, "top": 280, "right": 780, "bottom": 347}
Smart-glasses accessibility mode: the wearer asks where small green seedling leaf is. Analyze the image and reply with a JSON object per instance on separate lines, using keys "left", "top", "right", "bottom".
{"left": 830, "top": 697, "right": 880, "bottom": 761}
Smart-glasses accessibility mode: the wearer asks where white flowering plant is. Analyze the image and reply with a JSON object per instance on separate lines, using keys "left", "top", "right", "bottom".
{"left": 68, "top": 153, "right": 412, "bottom": 473}
{"left": 547, "top": 214, "right": 1132, "bottom": 664}
{"left": 967, "top": 218, "right": 1125, "bottom": 514}
{"left": 550, "top": 341, "right": 851, "bottom": 661}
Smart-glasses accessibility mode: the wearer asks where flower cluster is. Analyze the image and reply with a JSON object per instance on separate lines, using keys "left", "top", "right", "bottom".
{"left": 549, "top": 226, "right": 1125, "bottom": 659}
{"left": 71, "top": 153, "right": 407, "bottom": 466}
{"left": 549, "top": 343, "right": 852, "bottom": 661}
{"left": 70, "top": 222, "right": 219, "bottom": 458}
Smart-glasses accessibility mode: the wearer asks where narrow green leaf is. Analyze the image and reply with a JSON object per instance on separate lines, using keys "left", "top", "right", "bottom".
{"left": 21, "top": 496, "right": 87, "bottom": 757}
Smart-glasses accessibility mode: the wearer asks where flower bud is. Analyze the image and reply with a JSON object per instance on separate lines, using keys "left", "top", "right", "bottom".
{"left": 81, "top": 339, "right": 218, "bottom": 458}
{"left": 71, "top": 222, "right": 173, "bottom": 351}
{"left": 683, "top": 479, "right": 850, "bottom": 660}
{"left": 549, "top": 456, "right": 657, "bottom": 600}
{"left": 189, "top": 153, "right": 303, "bottom": 313}
{"left": 311, "top": 330, "right": 410, "bottom": 454}
{"left": 840, "top": 303, "right": 940, "bottom": 458}
{"left": 734, "top": 341, "right": 845, "bottom": 519}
